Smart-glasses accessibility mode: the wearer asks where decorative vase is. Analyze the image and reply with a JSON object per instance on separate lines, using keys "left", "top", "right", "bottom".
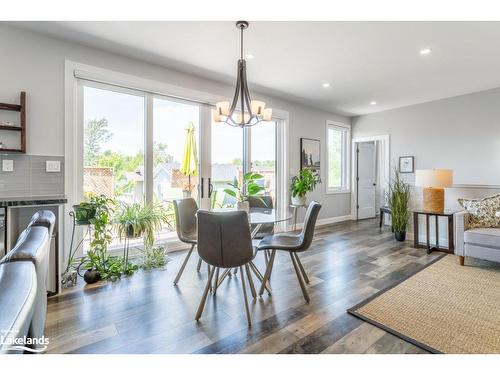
{"left": 83, "top": 269, "right": 101, "bottom": 284}
{"left": 236, "top": 201, "right": 250, "bottom": 213}
{"left": 291, "top": 194, "right": 307, "bottom": 206}
{"left": 395, "top": 231, "right": 406, "bottom": 242}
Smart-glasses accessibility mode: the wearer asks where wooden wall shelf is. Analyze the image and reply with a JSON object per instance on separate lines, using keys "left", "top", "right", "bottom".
{"left": 0, "top": 91, "right": 26, "bottom": 153}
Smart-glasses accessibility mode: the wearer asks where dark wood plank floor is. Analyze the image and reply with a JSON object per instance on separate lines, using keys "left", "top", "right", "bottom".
{"left": 46, "top": 218, "right": 442, "bottom": 354}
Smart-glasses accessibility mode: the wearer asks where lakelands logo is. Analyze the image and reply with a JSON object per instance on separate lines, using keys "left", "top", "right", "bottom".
{"left": 0, "top": 330, "right": 49, "bottom": 353}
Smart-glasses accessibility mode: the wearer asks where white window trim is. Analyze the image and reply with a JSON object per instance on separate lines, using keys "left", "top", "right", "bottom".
{"left": 325, "top": 120, "right": 351, "bottom": 195}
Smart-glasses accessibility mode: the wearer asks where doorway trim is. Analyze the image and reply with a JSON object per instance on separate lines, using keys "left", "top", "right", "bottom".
{"left": 351, "top": 135, "right": 390, "bottom": 221}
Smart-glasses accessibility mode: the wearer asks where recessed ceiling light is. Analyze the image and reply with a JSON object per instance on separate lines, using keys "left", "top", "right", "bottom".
{"left": 322, "top": 82, "right": 330, "bottom": 88}
{"left": 245, "top": 53, "right": 254, "bottom": 59}
{"left": 370, "top": 101, "right": 377, "bottom": 106}
{"left": 420, "top": 48, "right": 432, "bottom": 55}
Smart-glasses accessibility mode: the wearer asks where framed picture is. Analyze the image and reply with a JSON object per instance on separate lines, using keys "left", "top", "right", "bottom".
{"left": 399, "top": 156, "right": 414, "bottom": 173}
{"left": 300, "top": 138, "right": 321, "bottom": 171}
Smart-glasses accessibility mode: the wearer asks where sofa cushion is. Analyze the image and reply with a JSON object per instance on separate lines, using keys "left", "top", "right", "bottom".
{"left": 464, "top": 228, "right": 500, "bottom": 249}
{"left": 458, "top": 194, "right": 500, "bottom": 229}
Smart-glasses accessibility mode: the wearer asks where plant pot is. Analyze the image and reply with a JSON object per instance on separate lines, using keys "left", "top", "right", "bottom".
{"left": 394, "top": 231, "right": 406, "bottom": 242}
{"left": 83, "top": 269, "right": 101, "bottom": 284}
{"left": 125, "top": 224, "right": 143, "bottom": 238}
{"left": 236, "top": 201, "right": 250, "bottom": 213}
{"left": 73, "top": 204, "right": 96, "bottom": 225}
{"left": 182, "top": 190, "right": 191, "bottom": 198}
{"left": 291, "top": 195, "right": 307, "bottom": 206}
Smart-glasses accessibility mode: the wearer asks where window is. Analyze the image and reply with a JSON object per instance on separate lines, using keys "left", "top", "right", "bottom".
{"left": 326, "top": 121, "right": 350, "bottom": 193}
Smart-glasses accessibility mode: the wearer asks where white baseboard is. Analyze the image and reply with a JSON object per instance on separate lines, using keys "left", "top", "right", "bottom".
{"left": 288, "top": 214, "right": 352, "bottom": 231}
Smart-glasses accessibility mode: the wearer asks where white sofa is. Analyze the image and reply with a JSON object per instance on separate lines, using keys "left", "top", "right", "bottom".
{"left": 454, "top": 211, "right": 500, "bottom": 265}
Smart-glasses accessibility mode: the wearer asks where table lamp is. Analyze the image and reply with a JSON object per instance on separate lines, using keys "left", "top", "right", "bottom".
{"left": 415, "top": 169, "right": 453, "bottom": 212}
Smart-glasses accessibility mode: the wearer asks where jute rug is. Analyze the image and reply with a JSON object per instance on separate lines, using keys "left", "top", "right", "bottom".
{"left": 348, "top": 255, "right": 500, "bottom": 353}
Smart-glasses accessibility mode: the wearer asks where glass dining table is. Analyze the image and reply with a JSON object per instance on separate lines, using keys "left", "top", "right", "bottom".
{"left": 206, "top": 207, "right": 292, "bottom": 295}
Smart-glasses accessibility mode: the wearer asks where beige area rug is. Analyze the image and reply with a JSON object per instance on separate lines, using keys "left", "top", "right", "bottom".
{"left": 348, "top": 255, "right": 500, "bottom": 353}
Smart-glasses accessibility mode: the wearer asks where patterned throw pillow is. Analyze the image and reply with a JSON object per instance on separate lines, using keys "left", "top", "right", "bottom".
{"left": 458, "top": 194, "right": 500, "bottom": 229}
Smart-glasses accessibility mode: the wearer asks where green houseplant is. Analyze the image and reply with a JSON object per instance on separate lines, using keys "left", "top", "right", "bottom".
{"left": 72, "top": 200, "right": 97, "bottom": 225}
{"left": 388, "top": 167, "right": 411, "bottom": 241}
{"left": 224, "top": 172, "right": 265, "bottom": 211}
{"left": 290, "top": 169, "right": 321, "bottom": 206}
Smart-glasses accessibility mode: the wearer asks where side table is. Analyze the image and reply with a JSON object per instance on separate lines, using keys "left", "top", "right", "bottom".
{"left": 413, "top": 209, "right": 456, "bottom": 254}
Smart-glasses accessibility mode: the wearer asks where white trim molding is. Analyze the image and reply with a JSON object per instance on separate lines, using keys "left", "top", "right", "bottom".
{"left": 288, "top": 214, "right": 352, "bottom": 231}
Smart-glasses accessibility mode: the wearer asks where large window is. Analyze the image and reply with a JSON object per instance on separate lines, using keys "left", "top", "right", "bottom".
{"left": 326, "top": 121, "right": 350, "bottom": 193}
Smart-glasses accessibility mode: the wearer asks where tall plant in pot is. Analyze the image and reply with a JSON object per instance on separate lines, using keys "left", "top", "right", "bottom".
{"left": 224, "top": 172, "right": 265, "bottom": 212}
{"left": 290, "top": 169, "right": 321, "bottom": 206}
{"left": 388, "top": 167, "right": 411, "bottom": 241}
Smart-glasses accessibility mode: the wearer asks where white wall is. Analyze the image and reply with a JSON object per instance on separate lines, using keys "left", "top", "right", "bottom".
{"left": 0, "top": 23, "right": 351, "bottom": 221}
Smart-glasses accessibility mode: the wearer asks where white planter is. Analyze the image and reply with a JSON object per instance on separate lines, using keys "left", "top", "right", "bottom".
{"left": 236, "top": 201, "right": 250, "bottom": 213}
{"left": 291, "top": 195, "right": 307, "bottom": 206}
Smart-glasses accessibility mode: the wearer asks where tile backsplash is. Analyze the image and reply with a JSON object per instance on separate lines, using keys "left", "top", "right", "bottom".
{"left": 0, "top": 154, "right": 64, "bottom": 197}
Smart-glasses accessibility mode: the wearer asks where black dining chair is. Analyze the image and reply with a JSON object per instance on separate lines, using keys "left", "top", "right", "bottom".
{"left": 173, "top": 198, "right": 203, "bottom": 285}
{"left": 257, "top": 201, "right": 322, "bottom": 303}
{"left": 195, "top": 210, "right": 257, "bottom": 326}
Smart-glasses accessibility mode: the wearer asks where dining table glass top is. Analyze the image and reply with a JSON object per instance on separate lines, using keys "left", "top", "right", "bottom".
{"left": 209, "top": 207, "right": 292, "bottom": 225}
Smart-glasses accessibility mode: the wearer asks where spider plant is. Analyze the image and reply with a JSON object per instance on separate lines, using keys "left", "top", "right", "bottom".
{"left": 114, "top": 202, "right": 169, "bottom": 249}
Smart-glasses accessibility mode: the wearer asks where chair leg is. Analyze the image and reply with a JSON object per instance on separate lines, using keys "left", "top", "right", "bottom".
{"left": 249, "top": 261, "right": 272, "bottom": 294}
{"left": 213, "top": 267, "right": 220, "bottom": 295}
{"left": 459, "top": 256, "right": 465, "bottom": 266}
{"left": 195, "top": 266, "right": 215, "bottom": 321}
{"left": 293, "top": 253, "right": 310, "bottom": 284}
{"left": 197, "top": 257, "right": 202, "bottom": 272}
{"left": 173, "top": 244, "right": 195, "bottom": 285}
{"left": 259, "top": 250, "right": 276, "bottom": 296}
{"left": 245, "top": 264, "right": 257, "bottom": 299}
{"left": 217, "top": 269, "right": 231, "bottom": 288}
{"left": 290, "top": 252, "right": 310, "bottom": 303}
{"left": 239, "top": 266, "right": 252, "bottom": 326}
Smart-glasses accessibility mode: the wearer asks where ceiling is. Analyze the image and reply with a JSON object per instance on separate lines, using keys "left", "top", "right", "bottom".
{"left": 12, "top": 21, "right": 500, "bottom": 116}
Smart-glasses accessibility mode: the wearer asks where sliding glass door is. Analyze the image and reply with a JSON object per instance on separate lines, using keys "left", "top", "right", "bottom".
{"left": 79, "top": 79, "right": 283, "bottom": 250}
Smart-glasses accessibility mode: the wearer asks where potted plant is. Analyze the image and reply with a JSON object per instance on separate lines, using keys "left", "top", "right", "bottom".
{"left": 115, "top": 202, "right": 169, "bottom": 247}
{"left": 290, "top": 169, "right": 321, "bottom": 206}
{"left": 76, "top": 195, "right": 115, "bottom": 283}
{"left": 72, "top": 200, "right": 97, "bottom": 225}
{"left": 224, "top": 172, "right": 265, "bottom": 212}
{"left": 388, "top": 167, "right": 411, "bottom": 241}
{"left": 182, "top": 183, "right": 193, "bottom": 198}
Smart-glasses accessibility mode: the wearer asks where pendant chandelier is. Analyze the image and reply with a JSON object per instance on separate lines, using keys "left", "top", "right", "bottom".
{"left": 213, "top": 21, "right": 272, "bottom": 127}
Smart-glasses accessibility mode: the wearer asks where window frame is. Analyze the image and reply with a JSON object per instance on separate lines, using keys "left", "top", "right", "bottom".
{"left": 325, "top": 120, "right": 351, "bottom": 194}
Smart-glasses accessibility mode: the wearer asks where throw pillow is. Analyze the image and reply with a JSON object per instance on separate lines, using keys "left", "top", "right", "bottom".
{"left": 458, "top": 194, "right": 500, "bottom": 229}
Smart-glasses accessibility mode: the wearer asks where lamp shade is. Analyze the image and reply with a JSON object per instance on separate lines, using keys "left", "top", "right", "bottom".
{"left": 415, "top": 169, "right": 453, "bottom": 188}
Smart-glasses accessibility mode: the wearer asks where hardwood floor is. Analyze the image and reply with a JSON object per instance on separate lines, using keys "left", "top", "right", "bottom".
{"left": 45, "top": 218, "right": 441, "bottom": 354}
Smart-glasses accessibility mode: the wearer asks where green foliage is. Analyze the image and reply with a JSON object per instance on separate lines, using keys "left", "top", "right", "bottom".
{"left": 224, "top": 172, "right": 265, "bottom": 203}
{"left": 141, "top": 245, "right": 169, "bottom": 270}
{"left": 115, "top": 201, "right": 169, "bottom": 249}
{"left": 80, "top": 195, "right": 129, "bottom": 281}
{"left": 291, "top": 169, "right": 321, "bottom": 197}
{"left": 84, "top": 118, "right": 112, "bottom": 166}
{"left": 387, "top": 167, "right": 411, "bottom": 233}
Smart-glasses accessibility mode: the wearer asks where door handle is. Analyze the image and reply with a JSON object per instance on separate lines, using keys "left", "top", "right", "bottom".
{"left": 200, "top": 177, "right": 204, "bottom": 199}
{"left": 208, "top": 178, "right": 214, "bottom": 198}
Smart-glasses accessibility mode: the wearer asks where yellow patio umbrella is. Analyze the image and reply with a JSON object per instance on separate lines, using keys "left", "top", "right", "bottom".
{"left": 180, "top": 122, "right": 198, "bottom": 192}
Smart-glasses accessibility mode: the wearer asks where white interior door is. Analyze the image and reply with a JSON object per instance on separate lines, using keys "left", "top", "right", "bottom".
{"left": 356, "top": 141, "right": 376, "bottom": 219}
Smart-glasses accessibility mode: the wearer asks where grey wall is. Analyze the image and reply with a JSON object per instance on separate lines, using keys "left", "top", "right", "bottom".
{"left": 352, "top": 87, "right": 500, "bottom": 242}
{"left": 352, "top": 87, "right": 500, "bottom": 186}
{"left": 0, "top": 155, "right": 64, "bottom": 197}
{"left": 0, "top": 23, "right": 351, "bottom": 221}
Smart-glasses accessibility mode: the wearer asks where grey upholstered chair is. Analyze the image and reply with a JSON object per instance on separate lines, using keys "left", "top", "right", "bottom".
{"left": 173, "top": 198, "right": 200, "bottom": 285}
{"left": 247, "top": 195, "right": 274, "bottom": 239}
{"left": 195, "top": 210, "right": 257, "bottom": 326}
{"left": 257, "top": 201, "right": 322, "bottom": 303}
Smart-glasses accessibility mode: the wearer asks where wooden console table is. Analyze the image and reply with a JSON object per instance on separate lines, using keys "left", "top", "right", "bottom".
{"left": 413, "top": 209, "right": 456, "bottom": 254}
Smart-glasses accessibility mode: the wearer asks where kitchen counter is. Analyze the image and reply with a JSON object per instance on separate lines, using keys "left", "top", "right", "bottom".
{"left": 0, "top": 195, "right": 67, "bottom": 207}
